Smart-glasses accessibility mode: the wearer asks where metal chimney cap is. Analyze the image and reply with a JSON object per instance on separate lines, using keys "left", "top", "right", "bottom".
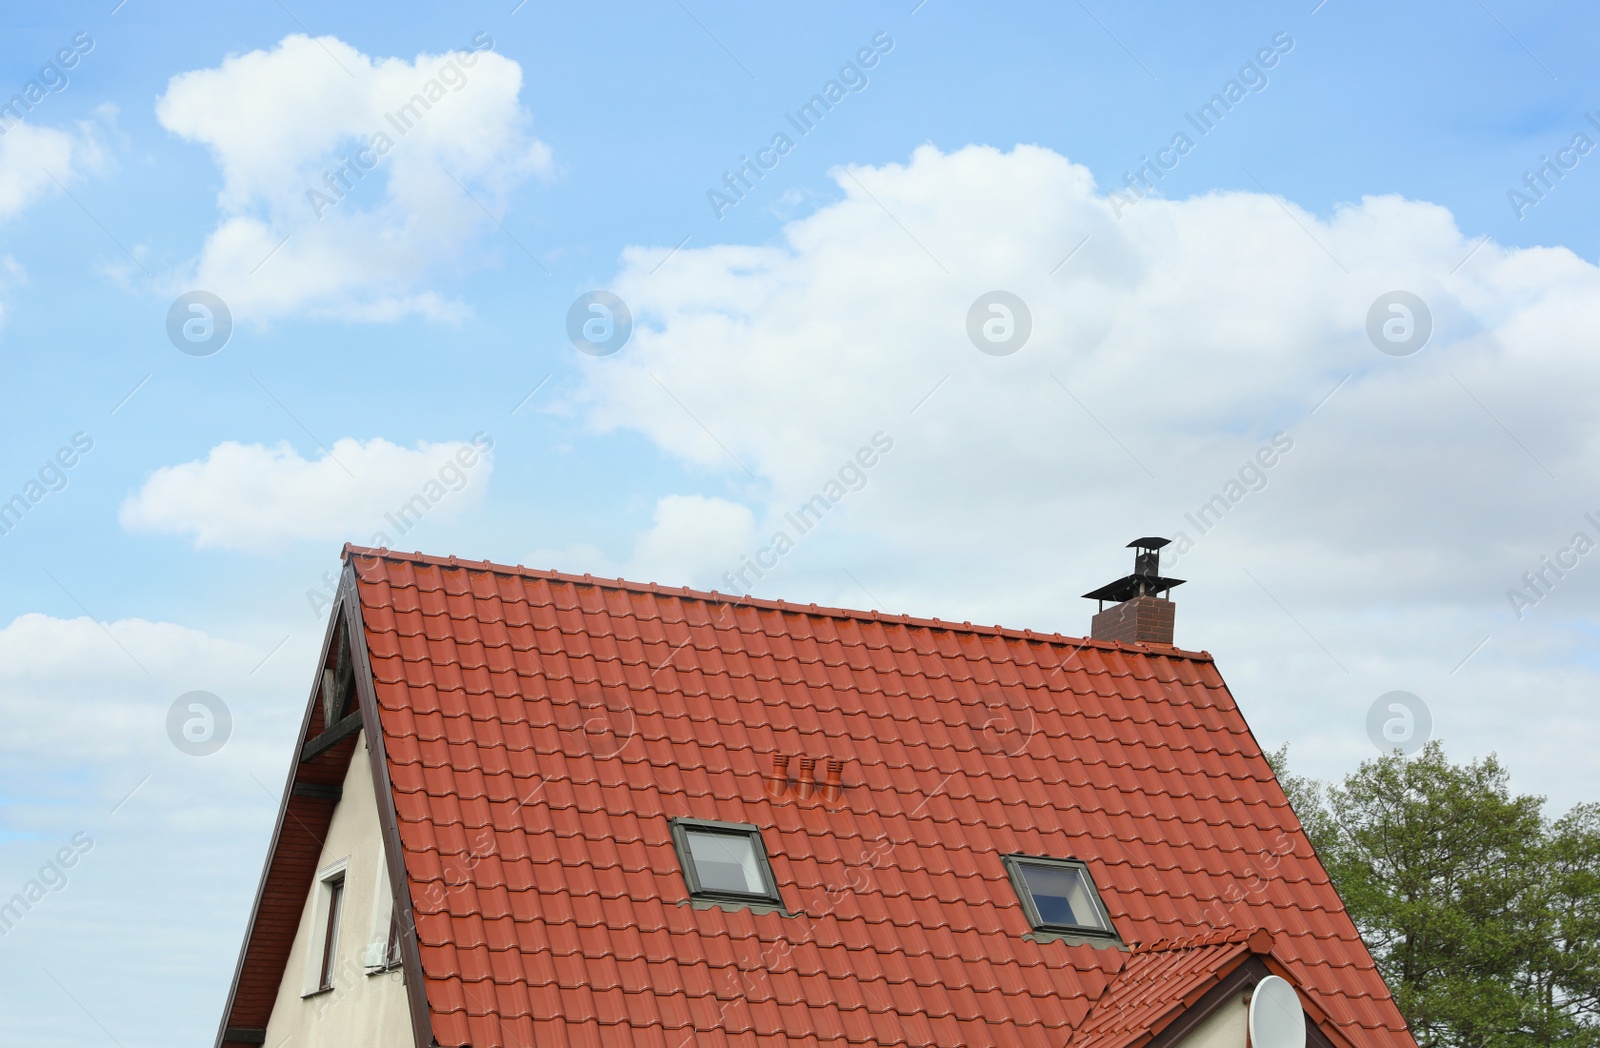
{"left": 1082, "top": 537, "right": 1186, "bottom": 604}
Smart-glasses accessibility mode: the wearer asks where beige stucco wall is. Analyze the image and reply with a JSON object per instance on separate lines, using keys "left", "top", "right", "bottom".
{"left": 1174, "top": 989, "right": 1249, "bottom": 1048}
{"left": 261, "top": 731, "right": 415, "bottom": 1047}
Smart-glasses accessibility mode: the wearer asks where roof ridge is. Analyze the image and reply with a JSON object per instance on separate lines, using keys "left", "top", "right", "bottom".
{"left": 1132, "top": 926, "right": 1274, "bottom": 954}
{"left": 341, "top": 543, "right": 1217, "bottom": 662}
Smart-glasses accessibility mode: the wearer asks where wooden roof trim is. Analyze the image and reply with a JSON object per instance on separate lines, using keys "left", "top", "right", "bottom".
{"left": 211, "top": 578, "right": 434, "bottom": 1048}
{"left": 212, "top": 589, "right": 353, "bottom": 1048}
{"left": 1263, "top": 954, "right": 1366, "bottom": 1048}
{"left": 339, "top": 558, "right": 433, "bottom": 1048}
{"left": 1139, "top": 952, "right": 1353, "bottom": 1048}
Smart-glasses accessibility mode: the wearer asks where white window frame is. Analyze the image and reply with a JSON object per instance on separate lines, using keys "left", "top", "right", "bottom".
{"left": 302, "top": 856, "right": 350, "bottom": 997}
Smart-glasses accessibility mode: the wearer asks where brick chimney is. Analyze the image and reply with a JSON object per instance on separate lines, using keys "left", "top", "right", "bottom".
{"left": 1083, "top": 537, "right": 1185, "bottom": 646}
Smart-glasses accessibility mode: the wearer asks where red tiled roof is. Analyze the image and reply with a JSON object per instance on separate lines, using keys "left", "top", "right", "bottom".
{"left": 346, "top": 546, "right": 1413, "bottom": 1048}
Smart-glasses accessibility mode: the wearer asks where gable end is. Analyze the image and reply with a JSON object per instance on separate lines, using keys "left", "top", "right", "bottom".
{"left": 212, "top": 565, "right": 430, "bottom": 1048}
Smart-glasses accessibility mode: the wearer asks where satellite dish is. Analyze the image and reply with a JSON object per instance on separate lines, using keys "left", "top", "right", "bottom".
{"left": 1248, "top": 975, "right": 1305, "bottom": 1048}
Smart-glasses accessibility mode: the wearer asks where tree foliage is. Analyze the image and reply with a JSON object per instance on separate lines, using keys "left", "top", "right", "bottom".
{"left": 1272, "top": 742, "right": 1600, "bottom": 1048}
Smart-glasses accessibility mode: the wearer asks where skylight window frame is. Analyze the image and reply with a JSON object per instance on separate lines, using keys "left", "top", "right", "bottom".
{"left": 669, "top": 818, "right": 783, "bottom": 907}
{"left": 1003, "top": 854, "right": 1120, "bottom": 941}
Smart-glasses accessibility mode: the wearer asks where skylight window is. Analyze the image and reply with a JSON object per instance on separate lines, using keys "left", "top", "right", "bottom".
{"left": 1004, "top": 855, "right": 1116, "bottom": 937}
{"left": 670, "top": 819, "right": 782, "bottom": 906}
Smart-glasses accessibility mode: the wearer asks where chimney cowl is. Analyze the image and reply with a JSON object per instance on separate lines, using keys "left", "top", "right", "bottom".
{"left": 1084, "top": 537, "right": 1184, "bottom": 645}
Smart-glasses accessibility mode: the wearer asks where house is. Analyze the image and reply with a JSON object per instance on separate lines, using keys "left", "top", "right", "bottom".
{"left": 213, "top": 541, "right": 1416, "bottom": 1047}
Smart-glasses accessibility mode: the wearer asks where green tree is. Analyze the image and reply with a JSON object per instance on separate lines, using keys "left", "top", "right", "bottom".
{"left": 1540, "top": 804, "right": 1600, "bottom": 1046}
{"left": 1271, "top": 742, "right": 1600, "bottom": 1048}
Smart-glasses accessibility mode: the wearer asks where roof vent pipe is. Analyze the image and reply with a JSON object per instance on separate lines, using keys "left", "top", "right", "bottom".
{"left": 795, "top": 757, "right": 817, "bottom": 801}
{"left": 767, "top": 754, "right": 791, "bottom": 801}
{"left": 822, "top": 759, "right": 844, "bottom": 805}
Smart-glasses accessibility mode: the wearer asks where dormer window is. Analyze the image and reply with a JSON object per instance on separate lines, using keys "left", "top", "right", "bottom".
{"left": 1004, "top": 855, "right": 1116, "bottom": 938}
{"left": 670, "top": 818, "right": 782, "bottom": 906}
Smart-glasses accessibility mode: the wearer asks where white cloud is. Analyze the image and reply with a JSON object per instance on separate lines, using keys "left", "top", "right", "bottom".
{"left": 527, "top": 494, "right": 758, "bottom": 586}
{"left": 120, "top": 435, "right": 494, "bottom": 551}
{"left": 0, "top": 609, "right": 322, "bottom": 1047}
{"left": 0, "top": 608, "right": 314, "bottom": 882}
{"left": 156, "top": 34, "right": 551, "bottom": 321}
{"left": 577, "top": 143, "right": 1600, "bottom": 809}
{"left": 0, "top": 612, "right": 284, "bottom": 764}
{"left": 628, "top": 495, "right": 758, "bottom": 583}
{"left": 0, "top": 112, "right": 107, "bottom": 222}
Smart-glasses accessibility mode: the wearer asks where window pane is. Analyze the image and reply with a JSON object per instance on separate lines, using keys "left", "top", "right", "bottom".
{"left": 686, "top": 830, "right": 764, "bottom": 894}
{"left": 386, "top": 911, "right": 403, "bottom": 968}
{"left": 319, "top": 876, "right": 345, "bottom": 989}
{"left": 1018, "top": 863, "right": 1108, "bottom": 931}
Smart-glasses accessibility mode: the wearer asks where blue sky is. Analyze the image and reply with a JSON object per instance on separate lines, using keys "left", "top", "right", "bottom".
{"left": 3, "top": 1, "right": 1599, "bottom": 1044}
